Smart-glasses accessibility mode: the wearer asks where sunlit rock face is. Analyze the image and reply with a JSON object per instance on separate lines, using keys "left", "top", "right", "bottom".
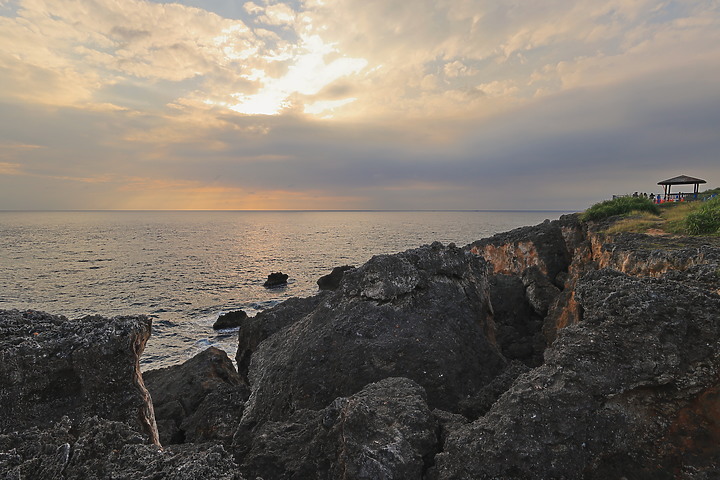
{"left": 469, "top": 214, "right": 720, "bottom": 346}
{"left": 435, "top": 270, "right": 720, "bottom": 479}
{"left": 469, "top": 217, "right": 576, "bottom": 281}
{"left": 0, "top": 309, "right": 159, "bottom": 445}
{"left": 240, "top": 242, "right": 505, "bottom": 425}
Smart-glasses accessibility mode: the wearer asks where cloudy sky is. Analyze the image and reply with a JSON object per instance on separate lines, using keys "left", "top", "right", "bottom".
{"left": 1, "top": 0, "right": 718, "bottom": 210}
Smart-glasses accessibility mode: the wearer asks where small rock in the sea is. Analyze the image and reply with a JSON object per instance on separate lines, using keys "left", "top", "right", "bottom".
{"left": 212, "top": 310, "right": 248, "bottom": 330}
{"left": 264, "top": 272, "right": 289, "bottom": 288}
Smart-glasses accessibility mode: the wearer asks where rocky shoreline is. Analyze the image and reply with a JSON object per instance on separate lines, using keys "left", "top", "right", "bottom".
{"left": 2, "top": 213, "right": 720, "bottom": 479}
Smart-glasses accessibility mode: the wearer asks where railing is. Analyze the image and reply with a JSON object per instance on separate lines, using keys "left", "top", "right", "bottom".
{"left": 612, "top": 193, "right": 717, "bottom": 203}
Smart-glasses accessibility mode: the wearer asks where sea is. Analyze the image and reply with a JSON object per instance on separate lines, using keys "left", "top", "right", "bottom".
{"left": 0, "top": 210, "right": 574, "bottom": 370}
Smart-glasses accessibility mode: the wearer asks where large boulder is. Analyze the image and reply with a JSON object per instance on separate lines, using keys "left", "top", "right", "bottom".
{"left": 235, "top": 292, "right": 330, "bottom": 384}
{"left": 435, "top": 269, "right": 720, "bottom": 479}
{"left": 0, "top": 310, "right": 159, "bottom": 445}
{"left": 144, "top": 346, "right": 248, "bottom": 445}
{"left": 235, "top": 377, "right": 437, "bottom": 480}
{"left": 241, "top": 242, "right": 505, "bottom": 425}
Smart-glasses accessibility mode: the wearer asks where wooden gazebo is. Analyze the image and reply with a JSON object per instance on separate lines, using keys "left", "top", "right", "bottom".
{"left": 658, "top": 175, "right": 706, "bottom": 201}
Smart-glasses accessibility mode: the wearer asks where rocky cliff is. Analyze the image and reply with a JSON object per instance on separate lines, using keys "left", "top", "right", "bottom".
{"left": 2, "top": 215, "right": 719, "bottom": 479}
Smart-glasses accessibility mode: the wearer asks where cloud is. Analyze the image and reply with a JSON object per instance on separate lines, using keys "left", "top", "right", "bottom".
{"left": 258, "top": 3, "right": 296, "bottom": 26}
{"left": 0, "top": 0, "right": 270, "bottom": 110}
{"left": 297, "top": 0, "right": 720, "bottom": 120}
{"left": 0, "top": 161, "right": 23, "bottom": 175}
{"left": 443, "top": 60, "right": 473, "bottom": 78}
{"left": 0, "top": 0, "right": 719, "bottom": 211}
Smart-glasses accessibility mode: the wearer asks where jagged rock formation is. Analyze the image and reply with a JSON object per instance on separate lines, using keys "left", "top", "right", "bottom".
{"left": 239, "top": 242, "right": 505, "bottom": 426}
{"left": 0, "top": 310, "right": 159, "bottom": 445}
{"left": 144, "top": 346, "right": 249, "bottom": 445}
{"left": 2, "top": 214, "right": 720, "bottom": 479}
{"left": 0, "top": 310, "right": 246, "bottom": 478}
{"left": 235, "top": 292, "right": 330, "bottom": 384}
{"left": 0, "top": 416, "right": 243, "bottom": 479}
{"left": 235, "top": 377, "right": 437, "bottom": 479}
{"left": 435, "top": 269, "right": 720, "bottom": 479}
{"left": 470, "top": 214, "right": 720, "bottom": 346}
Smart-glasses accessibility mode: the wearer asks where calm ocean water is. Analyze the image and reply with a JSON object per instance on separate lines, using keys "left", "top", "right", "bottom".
{"left": 0, "top": 210, "right": 573, "bottom": 369}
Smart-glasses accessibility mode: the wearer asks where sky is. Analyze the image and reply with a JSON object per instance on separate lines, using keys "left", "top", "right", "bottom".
{"left": 0, "top": 0, "right": 719, "bottom": 211}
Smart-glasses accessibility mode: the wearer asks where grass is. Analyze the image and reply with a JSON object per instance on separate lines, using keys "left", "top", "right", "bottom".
{"left": 685, "top": 197, "right": 720, "bottom": 235}
{"left": 604, "top": 211, "right": 664, "bottom": 234}
{"left": 660, "top": 202, "right": 696, "bottom": 234}
{"left": 581, "top": 197, "right": 660, "bottom": 222}
{"left": 583, "top": 191, "right": 720, "bottom": 236}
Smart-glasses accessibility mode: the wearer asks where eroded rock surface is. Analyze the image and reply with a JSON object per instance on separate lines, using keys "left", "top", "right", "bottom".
{"left": 144, "top": 346, "right": 248, "bottom": 445}
{"left": 241, "top": 242, "right": 505, "bottom": 425}
{"left": 435, "top": 270, "right": 720, "bottom": 479}
{"left": 235, "top": 377, "right": 437, "bottom": 480}
{"left": 0, "top": 416, "right": 244, "bottom": 479}
{"left": 235, "top": 292, "right": 330, "bottom": 384}
{"left": 0, "top": 310, "right": 158, "bottom": 445}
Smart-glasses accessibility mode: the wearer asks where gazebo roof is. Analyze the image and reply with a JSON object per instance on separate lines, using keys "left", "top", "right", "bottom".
{"left": 658, "top": 175, "right": 707, "bottom": 186}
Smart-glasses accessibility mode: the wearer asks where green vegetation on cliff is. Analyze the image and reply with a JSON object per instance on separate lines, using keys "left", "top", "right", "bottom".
{"left": 685, "top": 197, "right": 720, "bottom": 235}
{"left": 584, "top": 190, "right": 720, "bottom": 236}
{"left": 581, "top": 197, "right": 660, "bottom": 222}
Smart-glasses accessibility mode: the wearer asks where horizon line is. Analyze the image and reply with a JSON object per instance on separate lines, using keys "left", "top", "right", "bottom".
{"left": 0, "top": 208, "right": 580, "bottom": 213}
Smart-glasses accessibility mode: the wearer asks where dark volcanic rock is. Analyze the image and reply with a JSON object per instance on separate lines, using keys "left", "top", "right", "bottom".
{"left": 0, "top": 416, "right": 244, "bottom": 479}
{"left": 521, "top": 265, "right": 561, "bottom": 317}
{"left": 235, "top": 377, "right": 437, "bottom": 480}
{"left": 0, "top": 310, "right": 159, "bottom": 445}
{"left": 456, "top": 361, "right": 531, "bottom": 420}
{"left": 181, "top": 382, "right": 248, "bottom": 444}
{"left": 242, "top": 242, "right": 505, "bottom": 425}
{"left": 488, "top": 274, "right": 545, "bottom": 365}
{"left": 317, "top": 265, "right": 355, "bottom": 290}
{"left": 263, "top": 272, "right": 289, "bottom": 287}
{"left": 213, "top": 310, "right": 248, "bottom": 330}
{"left": 595, "top": 233, "right": 720, "bottom": 277}
{"left": 436, "top": 269, "right": 720, "bottom": 479}
{"left": 235, "top": 292, "right": 330, "bottom": 384}
{"left": 144, "top": 346, "right": 248, "bottom": 445}
{"left": 661, "top": 263, "right": 720, "bottom": 293}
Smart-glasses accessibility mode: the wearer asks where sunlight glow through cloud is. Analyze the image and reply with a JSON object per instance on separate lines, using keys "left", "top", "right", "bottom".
{"left": 304, "top": 97, "right": 358, "bottom": 116}
{"left": 229, "top": 34, "right": 367, "bottom": 116}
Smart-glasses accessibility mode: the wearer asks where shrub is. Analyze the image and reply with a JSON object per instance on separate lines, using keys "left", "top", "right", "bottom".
{"left": 685, "top": 197, "right": 720, "bottom": 235}
{"left": 582, "top": 197, "right": 660, "bottom": 222}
